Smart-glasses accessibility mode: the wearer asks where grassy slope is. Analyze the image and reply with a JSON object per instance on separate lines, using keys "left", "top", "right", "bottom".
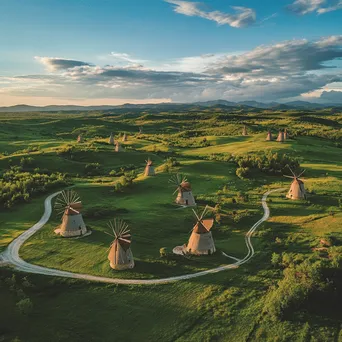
{"left": 0, "top": 110, "right": 341, "bottom": 341}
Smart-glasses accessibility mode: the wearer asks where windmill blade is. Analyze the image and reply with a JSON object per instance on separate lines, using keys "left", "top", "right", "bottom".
{"left": 298, "top": 169, "right": 306, "bottom": 178}
{"left": 200, "top": 205, "right": 210, "bottom": 220}
{"left": 69, "top": 207, "right": 80, "bottom": 215}
{"left": 283, "top": 175, "right": 295, "bottom": 179}
{"left": 287, "top": 165, "right": 296, "bottom": 177}
{"left": 192, "top": 208, "right": 201, "bottom": 222}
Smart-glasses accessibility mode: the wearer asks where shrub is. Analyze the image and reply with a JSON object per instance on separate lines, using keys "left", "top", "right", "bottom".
{"left": 84, "top": 163, "right": 103, "bottom": 176}
{"left": 160, "top": 247, "right": 168, "bottom": 258}
{"left": 236, "top": 167, "right": 250, "bottom": 179}
{"left": 16, "top": 298, "right": 33, "bottom": 315}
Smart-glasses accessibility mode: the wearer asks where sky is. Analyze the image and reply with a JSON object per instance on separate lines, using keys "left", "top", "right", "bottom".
{"left": 0, "top": 0, "right": 342, "bottom": 106}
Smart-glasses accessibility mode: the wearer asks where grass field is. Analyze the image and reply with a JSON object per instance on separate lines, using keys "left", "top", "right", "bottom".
{"left": 0, "top": 108, "right": 341, "bottom": 341}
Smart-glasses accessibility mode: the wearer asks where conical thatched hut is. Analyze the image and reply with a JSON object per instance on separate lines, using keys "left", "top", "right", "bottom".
{"left": 276, "top": 131, "right": 284, "bottom": 142}
{"left": 107, "top": 219, "right": 134, "bottom": 270}
{"left": 242, "top": 125, "right": 248, "bottom": 136}
{"left": 77, "top": 134, "right": 83, "bottom": 143}
{"left": 185, "top": 206, "right": 216, "bottom": 255}
{"left": 169, "top": 174, "right": 196, "bottom": 206}
{"left": 114, "top": 141, "right": 124, "bottom": 152}
{"left": 266, "top": 131, "right": 273, "bottom": 141}
{"left": 54, "top": 190, "right": 88, "bottom": 237}
{"left": 144, "top": 158, "right": 155, "bottom": 176}
{"left": 109, "top": 132, "right": 114, "bottom": 145}
{"left": 285, "top": 169, "right": 306, "bottom": 200}
{"left": 122, "top": 133, "right": 127, "bottom": 142}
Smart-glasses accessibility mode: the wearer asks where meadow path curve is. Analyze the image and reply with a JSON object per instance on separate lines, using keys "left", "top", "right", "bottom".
{"left": 0, "top": 188, "right": 284, "bottom": 285}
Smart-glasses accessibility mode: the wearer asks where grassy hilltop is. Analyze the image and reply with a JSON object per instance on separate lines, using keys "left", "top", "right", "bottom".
{"left": 0, "top": 107, "right": 342, "bottom": 341}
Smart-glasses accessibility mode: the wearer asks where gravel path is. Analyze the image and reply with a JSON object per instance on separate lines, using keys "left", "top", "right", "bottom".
{"left": 0, "top": 188, "right": 283, "bottom": 285}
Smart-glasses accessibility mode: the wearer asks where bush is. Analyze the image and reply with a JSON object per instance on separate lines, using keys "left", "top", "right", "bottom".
{"left": 84, "top": 163, "right": 103, "bottom": 176}
{"left": 16, "top": 298, "right": 33, "bottom": 315}
{"left": 114, "top": 171, "right": 137, "bottom": 192}
{"left": 160, "top": 247, "right": 168, "bottom": 258}
{"left": 236, "top": 167, "right": 250, "bottom": 179}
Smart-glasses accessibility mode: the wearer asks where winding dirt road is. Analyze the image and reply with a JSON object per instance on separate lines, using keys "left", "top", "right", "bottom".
{"left": 0, "top": 189, "right": 283, "bottom": 285}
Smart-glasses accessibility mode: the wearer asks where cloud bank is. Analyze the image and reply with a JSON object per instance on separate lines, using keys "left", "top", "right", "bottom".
{"left": 1, "top": 36, "right": 341, "bottom": 104}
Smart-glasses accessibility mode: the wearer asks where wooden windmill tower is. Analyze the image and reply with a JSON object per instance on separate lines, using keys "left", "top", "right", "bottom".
{"left": 284, "top": 167, "right": 306, "bottom": 200}
{"left": 185, "top": 206, "right": 216, "bottom": 255}
{"left": 114, "top": 141, "right": 124, "bottom": 152}
{"left": 107, "top": 219, "right": 134, "bottom": 270}
{"left": 109, "top": 132, "right": 114, "bottom": 145}
{"left": 169, "top": 174, "right": 196, "bottom": 206}
{"left": 144, "top": 158, "right": 155, "bottom": 176}
{"left": 242, "top": 125, "right": 248, "bottom": 136}
{"left": 54, "top": 190, "right": 88, "bottom": 237}
{"left": 122, "top": 133, "right": 128, "bottom": 142}
{"left": 276, "top": 131, "right": 285, "bottom": 142}
{"left": 77, "top": 134, "right": 83, "bottom": 143}
{"left": 266, "top": 130, "right": 273, "bottom": 141}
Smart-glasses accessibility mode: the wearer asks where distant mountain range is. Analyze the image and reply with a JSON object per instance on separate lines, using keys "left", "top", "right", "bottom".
{"left": 0, "top": 100, "right": 341, "bottom": 113}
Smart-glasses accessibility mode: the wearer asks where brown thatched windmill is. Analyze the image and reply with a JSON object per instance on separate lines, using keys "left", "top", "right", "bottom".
{"left": 109, "top": 132, "right": 114, "bottom": 145}
{"left": 276, "top": 131, "right": 285, "bottom": 142}
{"left": 115, "top": 141, "right": 124, "bottom": 152}
{"left": 185, "top": 206, "right": 216, "bottom": 255}
{"left": 77, "top": 134, "right": 83, "bottom": 143}
{"left": 122, "top": 133, "right": 127, "bottom": 142}
{"left": 54, "top": 190, "right": 88, "bottom": 237}
{"left": 144, "top": 158, "right": 155, "bottom": 176}
{"left": 284, "top": 167, "right": 306, "bottom": 200}
{"left": 106, "top": 219, "right": 134, "bottom": 270}
{"left": 266, "top": 131, "right": 273, "bottom": 141}
{"left": 242, "top": 125, "right": 248, "bottom": 136}
{"left": 169, "top": 174, "right": 196, "bottom": 206}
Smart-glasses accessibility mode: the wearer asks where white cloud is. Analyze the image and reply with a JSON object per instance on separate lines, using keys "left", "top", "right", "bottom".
{"left": 165, "top": 0, "right": 256, "bottom": 28}
{"left": 35, "top": 57, "right": 93, "bottom": 71}
{"left": 287, "top": 0, "right": 342, "bottom": 15}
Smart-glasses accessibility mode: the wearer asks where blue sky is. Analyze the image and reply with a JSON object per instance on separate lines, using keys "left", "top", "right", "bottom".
{"left": 0, "top": 0, "right": 341, "bottom": 105}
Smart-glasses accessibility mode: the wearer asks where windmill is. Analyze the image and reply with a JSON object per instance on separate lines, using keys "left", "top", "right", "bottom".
{"left": 109, "top": 132, "right": 114, "bottom": 145}
{"left": 54, "top": 190, "right": 88, "bottom": 237}
{"left": 266, "top": 130, "right": 273, "bottom": 141}
{"left": 185, "top": 206, "right": 216, "bottom": 255}
{"left": 242, "top": 125, "right": 248, "bottom": 136}
{"left": 114, "top": 141, "right": 124, "bottom": 152}
{"left": 106, "top": 218, "right": 134, "bottom": 270}
{"left": 144, "top": 158, "right": 155, "bottom": 176}
{"left": 77, "top": 134, "right": 83, "bottom": 143}
{"left": 284, "top": 128, "right": 289, "bottom": 140}
{"left": 276, "top": 131, "right": 284, "bottom": 142}
{"left": 169, "top": 174, "right": 196, "bottom": 206}
{"left": 138, "top": 126, "right": 143, "bottom": 134}
{"left": 284, "top": 167, "right": 306, "bottom": 200}
{"left": 122, "top": 133, "right": 128, "bottom": 142}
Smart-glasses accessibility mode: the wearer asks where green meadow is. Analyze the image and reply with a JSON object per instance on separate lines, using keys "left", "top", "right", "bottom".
{"left": 0, "top": 108, "right": 341, "bottom": 341}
